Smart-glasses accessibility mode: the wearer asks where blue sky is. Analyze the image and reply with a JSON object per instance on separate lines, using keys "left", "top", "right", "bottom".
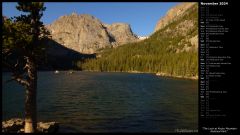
{"left": 2, "top": 2, "right": 179, "bottom": 36}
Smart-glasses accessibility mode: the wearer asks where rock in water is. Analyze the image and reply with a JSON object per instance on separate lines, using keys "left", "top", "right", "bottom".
{"left": 37, "top": 122, "right": 59, "bottom": 133}
{"left": 2, "top": 118, "right": 24, "bottom": 133}
{"left": 46, "top": 13, "right": 139, "bottom": 54}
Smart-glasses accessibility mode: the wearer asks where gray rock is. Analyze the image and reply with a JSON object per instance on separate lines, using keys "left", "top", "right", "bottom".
{"left": 104, "top": 23, "right": 138, "bottom": 45}
{"left": 46, "top": 13, "right": 139, "bottom": 54}
{"left": 46, "top": 14, "right": 111, "bottom": 54}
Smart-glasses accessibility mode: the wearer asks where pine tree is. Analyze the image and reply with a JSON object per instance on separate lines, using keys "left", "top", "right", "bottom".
{"left": 2, "top": 2, "right": 48, "bottom": 133}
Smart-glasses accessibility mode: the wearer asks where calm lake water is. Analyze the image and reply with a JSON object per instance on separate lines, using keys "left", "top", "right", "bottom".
{"left": 2, "top": 71, "right": 198, "bottom": 133}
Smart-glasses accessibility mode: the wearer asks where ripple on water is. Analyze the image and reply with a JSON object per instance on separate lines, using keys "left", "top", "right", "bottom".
{"left": 2, "top": 71, "right": 198, "bottom": 132}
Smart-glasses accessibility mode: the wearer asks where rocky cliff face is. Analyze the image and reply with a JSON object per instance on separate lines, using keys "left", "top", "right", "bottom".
{"left": 154, "top": 2, "right": 196, "bottom": 32}
{"left": 154, "top": 2, "right": 198, "bottom": 52}
{"left": 46, "top": 13, "right": 138, "bottom": 54}
{"left": 104, "top": 23, "right": 138, "bottom": 45}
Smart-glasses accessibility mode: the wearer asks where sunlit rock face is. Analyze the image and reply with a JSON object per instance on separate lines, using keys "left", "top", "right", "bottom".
{"left": 154, "top": 2, "right": 198, "bottom": 53}
{"left": 104, "top": 23, "right": 138, "bottom": 45}
{"left": 154, "top": 2, "right": 196, "bottom": 32}
{"left": 46, "top": 13, "right": 138, "bottom": 54}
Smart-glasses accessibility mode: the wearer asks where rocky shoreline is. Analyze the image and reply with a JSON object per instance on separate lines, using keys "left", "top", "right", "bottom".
{"left": 155, "top": 72, "right": 198, "bottom": 80}
{"left": 2, "top": 118, "right": 59, "bottom": 133}
{"left": 84, "top": 70, "right": 198, "bottom": 80}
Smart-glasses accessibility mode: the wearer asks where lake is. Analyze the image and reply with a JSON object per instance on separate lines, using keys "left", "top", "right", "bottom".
{"left": 2, "top": 71, "right": 198, "bottom": 133}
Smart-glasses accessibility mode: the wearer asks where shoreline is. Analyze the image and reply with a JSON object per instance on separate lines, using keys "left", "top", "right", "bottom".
{"left": 3, "top": 70, "right": 198, "bottom": 80}
{"left": 155, "top": 72, "right": 198, "bottom": 80}
{"left": 82, "top": 70, "right": 198, "bottom": 80}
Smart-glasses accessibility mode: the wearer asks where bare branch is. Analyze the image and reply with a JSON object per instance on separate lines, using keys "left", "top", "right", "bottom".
{"left": 2, "top": 60, "right": 29, "bottom": 87}
{"left": 14, "top": 60, "right": 19, "bottom": 68}
{"left": 3, "top": 58, "right": 24, "bottom": 72}
{"left": 23, "top": 64, "right": 29, "bottom": 70}
{"left": 13, "top": 75, "right": 30, "bottom": 87}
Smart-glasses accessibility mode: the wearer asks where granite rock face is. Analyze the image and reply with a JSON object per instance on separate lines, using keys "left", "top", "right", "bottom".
{"left": 154, "top": 2, "right": 196, "bottom": 32}
{"left": 46, "top": 13, "right": 138, "bottom": 54}
{"left": 104, "top": 23, "right": 138, "bottom": 45}
{"left": 154, "top": 2, "right": 198, "bottom": 53}
{"left": 46, "top": 13, "right": 111, "bottom": 54}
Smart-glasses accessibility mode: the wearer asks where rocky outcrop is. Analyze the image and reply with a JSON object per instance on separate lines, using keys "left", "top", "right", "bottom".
{"left": 46, "top": 13, "right": 111, "bottom": 54}
{"left": 104, "top": 23, "right": 138, "bottom": 45}
{"left": 154, "top": 2, "right": 196, "bottom": 32}
{"left": 2, "top": 118, "right": 59, "bottom": 133}
{"left": 46, "top": 13, "right": 138, "bottom": 54}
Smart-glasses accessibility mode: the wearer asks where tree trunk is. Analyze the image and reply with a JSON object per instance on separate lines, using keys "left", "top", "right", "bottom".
{"left": 24, "top": 57, "right": 37, "bottom": 133}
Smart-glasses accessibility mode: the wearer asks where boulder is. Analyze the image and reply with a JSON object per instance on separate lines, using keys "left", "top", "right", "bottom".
{"left": 37, "top": 122, "right": 59, "bottom": 133}
{"left": 2, "top": 118, "right": 59, "bottom": 133}
{"left": 2, "top": 118, "right": 24, "bottom": 133}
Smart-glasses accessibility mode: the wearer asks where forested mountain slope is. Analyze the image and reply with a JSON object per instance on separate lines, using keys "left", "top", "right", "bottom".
{"left": 79, "top": 3, "right": 198, "bottom": 79}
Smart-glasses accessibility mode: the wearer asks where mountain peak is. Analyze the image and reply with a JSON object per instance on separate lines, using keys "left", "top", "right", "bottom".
{"left": 46, "top": 14, "right": 138, "bottom": 54}
{"left": 71, "top": 12, "right": 78, "bottom": 16}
